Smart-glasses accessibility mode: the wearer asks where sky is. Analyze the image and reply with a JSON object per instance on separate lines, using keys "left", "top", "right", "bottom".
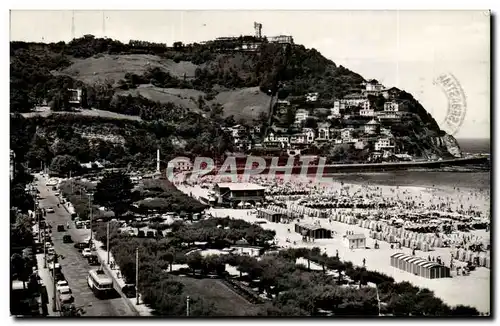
{"left": 9, "top": 10, "right": 491, "bottom": 139}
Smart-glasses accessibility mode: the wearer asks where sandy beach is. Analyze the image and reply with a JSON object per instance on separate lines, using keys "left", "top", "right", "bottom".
{"left": 175, "top": 175, "right": 491, "bottom": 313}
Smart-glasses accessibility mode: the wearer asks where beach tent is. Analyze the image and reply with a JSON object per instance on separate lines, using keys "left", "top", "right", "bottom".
{"left": 390, "top": 252, "right": 450, "bottom": 279}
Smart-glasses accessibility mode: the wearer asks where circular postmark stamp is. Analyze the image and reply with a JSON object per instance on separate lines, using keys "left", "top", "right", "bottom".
{"left": 432, "top": 73, "right": 467, "bottom": 136}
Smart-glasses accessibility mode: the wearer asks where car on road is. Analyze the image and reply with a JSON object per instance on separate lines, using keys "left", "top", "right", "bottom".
{"left": 58, "top": 286, "right": 74, "bottom": 304}
{"left": 88, "top": 254, "right": 99, "bottom": 265}
{"left": 63, "top": 235, "right": 73, "bottom": 243}
{"left": 75, "top": 221, "right": 83, "bottom": 229}
{"left": 82, "top": 248, "right": 92, "bottom": 258}
{"left": 57, "top": 224, "right": 65, "bottom": 232}
{"left": 55, "top": 191, "right": 60, "bottom": 196}
{"left": 74, "top": 241, "right": 89, "bottom": 251}
{"left": 46, "top": 207, "right": 55, "bottom": 214}
{"left": 56, "top": 280, "right": 69, "bottom": 292}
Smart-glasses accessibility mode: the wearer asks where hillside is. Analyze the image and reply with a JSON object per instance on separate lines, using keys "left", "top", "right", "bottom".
{"left": 10, "top": 35, "right": 460, "bottom": 162}
{"left": 56, "top": 54, "right": 198, "bottom": 85}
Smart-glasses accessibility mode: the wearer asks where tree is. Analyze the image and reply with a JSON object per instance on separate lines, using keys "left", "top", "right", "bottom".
{"left": 304, "top": 117, "right": 318, "bottom": 129}
{"left": 50, "top": 155, "right": 81, "bottom": 176}
{"left": 450, "top": 305, "right": 480, "bottom": 316}
{"left": 94, "top": 171, "right": 133, "bottom": 217}
{"left": 187, "top": 251, "right": 203, "bottom": 276}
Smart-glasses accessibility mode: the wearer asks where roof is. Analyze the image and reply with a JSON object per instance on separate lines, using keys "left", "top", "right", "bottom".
{"left": 216, "top": 182, "right": 265, "bottom": 191}
{"left": 367, "top": 119, "right": 380, "bottom": 125}
{"left": 296, "top": 223, "right": 329, "bottom": 231}
{"left": 346, "top": 234, "right": 366, "bottom": 240}
{"left": 344, "top": 93, "right": 365, "bottom": 99}
{"left": 390, "top": 252, "right": 442, "bottom": 268}
{"left": 259, "top": 208, "right": 283, "bottom": 216}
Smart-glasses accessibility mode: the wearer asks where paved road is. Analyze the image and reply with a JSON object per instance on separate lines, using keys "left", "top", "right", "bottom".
{"left": 36, "top": 174, "right": 135, "bottom": 317}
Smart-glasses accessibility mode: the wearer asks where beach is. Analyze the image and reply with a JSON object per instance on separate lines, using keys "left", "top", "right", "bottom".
{"left": 175, "top": 172, "right": 491, "bottom": 313}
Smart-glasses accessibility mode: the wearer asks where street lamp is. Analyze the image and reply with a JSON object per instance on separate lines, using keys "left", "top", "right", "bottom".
{"left": 87, "top": 192, "right": 94, "bottom": 243}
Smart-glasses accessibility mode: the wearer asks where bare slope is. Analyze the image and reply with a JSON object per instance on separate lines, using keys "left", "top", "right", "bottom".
{"left": 20, "top": 108, "right": 142, "bottom": 121}
{"left": 212, "top": 86, "right": 273, "bottom": 123}
{"left": 59, "top": 54, "right": 198, "bottom": 84}
{"left": 115, "top": 84, "right": 205, "bottom": 111}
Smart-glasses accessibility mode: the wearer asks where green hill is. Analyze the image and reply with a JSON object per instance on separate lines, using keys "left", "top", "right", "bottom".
{"left": 10, "top": 34, "right": 459, "bottom": 164}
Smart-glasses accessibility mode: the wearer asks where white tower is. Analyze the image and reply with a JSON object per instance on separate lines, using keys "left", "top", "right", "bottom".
{"left": 156, "top": 149, "right": 160, "bottom": 173}
{"left": 254, "top": 22, "right": 262, "bottom": 39}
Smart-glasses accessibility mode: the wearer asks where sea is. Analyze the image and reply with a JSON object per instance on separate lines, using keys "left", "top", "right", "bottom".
{"left": 316, "top": 138, "right": 490, "bottom": 191}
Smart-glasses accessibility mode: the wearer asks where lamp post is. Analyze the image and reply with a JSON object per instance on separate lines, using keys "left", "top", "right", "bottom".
{"left": 43, "top": 224, "right": 47, "bottom": 268}
{"left": 87, "top": 193, "right": 94, "bottom": 242}
{"left": 135, "top": 247, "right": 139, "bottom": 305}
{"left": 106, "top": 221, "right": 110, "bottom": 265}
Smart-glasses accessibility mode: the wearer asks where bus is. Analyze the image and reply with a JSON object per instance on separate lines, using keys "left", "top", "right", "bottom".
{"left": 87, "top": 269, "right": 113, "bottom": 298}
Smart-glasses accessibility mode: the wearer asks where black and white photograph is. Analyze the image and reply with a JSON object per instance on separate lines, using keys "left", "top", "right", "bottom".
{"left": 8, "top": 8, "right": 491, "bottom": 318}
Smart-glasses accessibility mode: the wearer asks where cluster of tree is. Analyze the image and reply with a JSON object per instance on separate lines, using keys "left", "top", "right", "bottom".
{"left": 90, "top": 210, "right": 482, "bottom": 317}
{"left": 167, "top": 217, "right": 276, "bottom": 248}
{"left": 10, "top": 113, "right": 234, "bottom": 172}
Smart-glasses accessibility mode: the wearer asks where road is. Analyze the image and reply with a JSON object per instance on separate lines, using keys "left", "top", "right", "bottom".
{"left": 35, "top": 174, "right": 136, "bottom": 317}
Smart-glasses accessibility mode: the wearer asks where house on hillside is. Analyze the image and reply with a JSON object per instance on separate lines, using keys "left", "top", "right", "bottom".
{"left": 289, "top": 133, "right": 307, "bottom": 144}
{"left": 384, "top": 101, "right": 400, "bottom": 112}
{"left": 167, "top": 157, "right": 193, "bottom": 172}
{"left": 230, "top": 125, "right": 247, "bottom": 138}
{"left": 342, "top": 93, "right": 369, "bottom": 107}
{"left": 359, "top": 108, "right": 375, "bottom": 117}
{"left": 67, "top": 88, "right": 83, "bottom": 106}
{"left": 341, "top": 128, "right": 354, "bottom": 143}
{"left": 303, "top": 128, "right": 316, "bottom": 143}
{"left": 362, "top": 79, "right": 384, "bottom": 94}
{"left": 295, "top": 109, "right": 309, "bottom": 124}
{"left": 382, "top": 87, "right": 401, "bottom": 100}
{"left": 317, "top": 122, "right": 331, "bottom": 140}
{"left": 364, "top": 119, "right": 380, "bottom": 135}
{"left": 305, "top": 92, "right": 319, "bottom": 102}
{"left": 374, "top": 137, "right": 395, "bottom": 152}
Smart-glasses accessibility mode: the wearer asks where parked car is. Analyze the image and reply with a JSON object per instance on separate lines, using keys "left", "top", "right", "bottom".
{"left": 56, "top": 280, "right": 69, "bottom": 292}
{"left": 63, "top": 235, "right": 73, "bottom": 243}
{"left": 46, "top": 207, "right": 55, "bottom": 214}
{"left": 58, "top": 286, "right": 74, "bottom": 304}
{"left": 74, "top": 241, "right": 89, "bottom": 251}
{"left": 47, "top": 247, "right": 55, "bottom": 255}
{"left": 87, "top": 254, "right": 99, "bottom": 265}
{"left": 75, "top": 222, "right": 83, "bottom": 229}
{"left": 82, "top": 248, "right": 92, "bottom": 258}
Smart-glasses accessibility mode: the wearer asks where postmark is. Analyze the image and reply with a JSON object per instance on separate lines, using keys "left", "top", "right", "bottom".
{"left": 432, "top": 73, "right": 467, "bottom": 136}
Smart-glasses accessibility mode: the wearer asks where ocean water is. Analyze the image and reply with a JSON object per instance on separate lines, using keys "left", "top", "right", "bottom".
{"left": 320, "top": 171, "right": 490, "bottom": 191}
{"left": 317, "top": 139, "right": 491, "bottom": 190}
{"left": 458, "top": 138, "right": 490, "bottom": 154}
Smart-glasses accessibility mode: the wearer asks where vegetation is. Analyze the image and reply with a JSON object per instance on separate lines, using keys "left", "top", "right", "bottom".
{"left": 10, "top": 112, "right": 234, "bottom": 171}
{"left": 94, "top": 171, "right": 134, "bottom": 217}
